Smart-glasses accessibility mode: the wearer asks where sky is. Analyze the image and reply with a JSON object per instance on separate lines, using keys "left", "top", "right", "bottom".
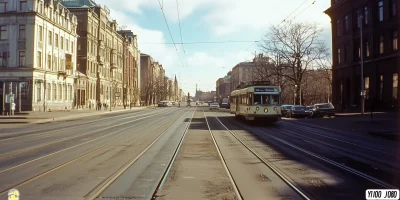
{"left": 95, "top": 0, "right": 332, "bottom": 96}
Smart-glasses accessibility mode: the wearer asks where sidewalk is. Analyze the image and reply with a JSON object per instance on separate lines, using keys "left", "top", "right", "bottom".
{"left": 288, "top": 112, "right": 399, "bottom": 140}
{"left": 0, "top": 106, "right": 148, "bottom": 125}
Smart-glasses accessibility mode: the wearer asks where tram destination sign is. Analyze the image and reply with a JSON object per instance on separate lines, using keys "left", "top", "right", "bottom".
{"left": 254, "top": 88, "right": 276, "bottom": 92}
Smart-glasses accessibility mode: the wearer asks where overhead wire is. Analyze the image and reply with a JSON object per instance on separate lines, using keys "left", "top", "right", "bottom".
{"left": 175, "top": 0, "right": 189, "bottom": 67}
{"left": 139, "top": 40, "right": 259, "bottom": 44}
{"left": 278, "top": 0, "right": 309, "bottom": 26}
{"left": 291, "top": 0, "right": 317, "bottom": 20}
{"left": 156, "top": 0, "right": 185, "bottom": 67}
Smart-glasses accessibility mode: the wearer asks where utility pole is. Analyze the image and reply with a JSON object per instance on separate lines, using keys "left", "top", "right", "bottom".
{"left": 359, "top": 13, "right": 365, "bottom": 114}
{"left": 2, "top": 82, "right": 5, "bottom": 115}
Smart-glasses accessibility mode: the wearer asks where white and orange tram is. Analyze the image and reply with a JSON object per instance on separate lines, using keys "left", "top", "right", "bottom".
{"left": 230, "top": 82, "right": 282, "bottom": 122}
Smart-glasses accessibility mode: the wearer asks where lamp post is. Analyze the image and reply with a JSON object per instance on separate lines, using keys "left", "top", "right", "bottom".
{"left": 359, "top": 13, "right": 365, "bottom": 114}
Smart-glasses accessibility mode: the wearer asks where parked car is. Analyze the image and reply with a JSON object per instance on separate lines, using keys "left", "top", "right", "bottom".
{"left": 310, "top": 103, "right": 335, "bottom": 118}
{"left": 209, "top": 102, "right": 220, "bottom": 110}
{"left": 281, "top": 105, "right": 294, "bottom": 117}
{"left": 287, "top": 106, "right": 311, "bottom": 118}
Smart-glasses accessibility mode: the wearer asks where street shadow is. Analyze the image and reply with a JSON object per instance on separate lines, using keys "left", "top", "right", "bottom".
{"left": 208, "top": 115, "right": 400, "bottom": 198}
{"left": 188, "top": 117, "right": 209, "bottom": 130}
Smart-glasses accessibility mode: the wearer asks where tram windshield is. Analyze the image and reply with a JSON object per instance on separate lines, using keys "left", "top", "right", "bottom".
{"left": 253, "top": 94, "right": 280, "bottom": 105}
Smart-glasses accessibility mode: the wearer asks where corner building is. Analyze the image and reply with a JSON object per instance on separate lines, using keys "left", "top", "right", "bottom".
{"left": 325, "top": 0, "right": 400, "bottom": 111}
{"left": 0, "top": 0, "right": 78, "bottom": 112}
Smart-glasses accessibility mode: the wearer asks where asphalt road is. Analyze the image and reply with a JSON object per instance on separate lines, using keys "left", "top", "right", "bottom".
{"left": 0, "top": 105, "right": 398, "bottom": 200}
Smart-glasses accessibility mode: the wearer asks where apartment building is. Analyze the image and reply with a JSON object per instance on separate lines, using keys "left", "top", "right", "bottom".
{"left": 325, "top": 0, "right": 400, "bottom": 111}
{"left": 0, "top": 0, "right": 78, "bottom": 112}
{"left": 61, "top": 0, "right": 140, "bottom": 108}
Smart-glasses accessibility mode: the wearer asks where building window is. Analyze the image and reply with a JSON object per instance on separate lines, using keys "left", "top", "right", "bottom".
{"left": 393, "top": 31, "right": 398, "bottom": 51}
{"left": 19, "top": 25, "right": 25, "bottom": 39}
{"left": 379, "top": 0, "right": 384, "bottom": 22}
{"left": 48, "top": 31, "right": 52, "bottom": 45}
{"left": 58, "top": 84, "right": 62, "bottom": 100}
{"left": 344, "top": 45, "right": 349, "bottom": 61}
{"left": 393, "top": 73, "right": 398, "bottom": 100}
{"left": 344, "top": 15, "right": 349, "bottom": 32}
{"left": 68, "top": 85, "right": 72, "bottom": 100}
{"left": 336, "top": 20, "right": 341, "bottom": 36}
{"left": 63, "top": 84, "right": 67, "bottom": 100}
{"left": 0, "top": 26, "right": 7, "bottom": 40}
{"left": 19, "top": 51, "right": 25, "bottom": 66}
{"left": 337, "top": 48, "right": 341, "bottom": 64}
{"left": 20, "top": 82, "right": 28, "bottom": 99}
{"left": 47, "top": 55, "right": 51, "bottom": 70}
{"left": 380, "top": 75, "right": 384, "bottom": 101}
{"left": 392, "top": 0, "right": 397, "bottom": 17}
{"left": 55, "top": 34, "right": 58, "bottom": 48}
{"left": 46, "top": 83, "right": 50, "bottom": 100}
{"left": 365, "top": 76, "right": 370, "bottom": 99}
{"left": 380, "top": 36, "right": 385, "bottom": 54}
{"left": 0, "top": 52, "right": 7, "bottom": 66}
{"left": 364, "top": 6, "right": 368, "bottom": 24}
{"left": 37, "top": 82, "right": 42, "bottom": 102}
{"left": 61, "top": 36, "right": 64, "bottom": 49}
{"left": 366, "top": 41, "right": 370, "bottom": 57}
{"left": 53, "top": 83, "right": 56, "bottom": 100}
{"left": 0, "top": 2, "right": 7, "bottom": 12}
{"left": 66, "top": 39, "right": 69, "bottom": 51}
{"left": 19, "top": 0, "right": 27, "bottom": 11}
{"left": 38, "top": 25, "right": 43, "bottom": 41}
{"left": 37, "top": 51, "right": 42, "bottom": 68}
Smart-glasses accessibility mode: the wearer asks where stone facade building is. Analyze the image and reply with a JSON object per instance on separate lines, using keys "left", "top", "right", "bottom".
{"left": 0, "top": 0, "right": 78, "bottom": 112}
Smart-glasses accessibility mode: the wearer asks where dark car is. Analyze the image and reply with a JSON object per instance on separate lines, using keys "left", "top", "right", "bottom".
{"left": 281, "top": 105, "right": 294, "bottom": 117}
{"left": 311, "top": 103, "right": 335, "bottom": 118}
{"left": 287, "top": 106, "right": 311, "bottom": 118}
{"left": 306, "top": 105, "right": 314, "bottom": 112}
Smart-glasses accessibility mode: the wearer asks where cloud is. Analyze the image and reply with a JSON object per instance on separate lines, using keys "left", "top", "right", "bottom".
{"left": 96, "top": 0, "right": 331, "bottom": 36}
{"left": 105, "top": 8, "right": 179, "bottom": 73}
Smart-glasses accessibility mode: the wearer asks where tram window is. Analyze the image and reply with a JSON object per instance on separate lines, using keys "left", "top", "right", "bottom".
{"left": 248, "top": 93, "right": 253, "bottom": 105}
{"left": 254, "top": 94, "right": 262, "bottom": 105}
{"left": 263, "top": 95, "right": 270, "bottom": 104}
{"left": 271, "top": 95, "right": 279, "bottom": 105}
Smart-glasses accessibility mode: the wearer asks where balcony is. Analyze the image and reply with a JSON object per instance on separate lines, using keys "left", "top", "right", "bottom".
{"left": 97, "top": 55, "right": 104, "bottom": 65}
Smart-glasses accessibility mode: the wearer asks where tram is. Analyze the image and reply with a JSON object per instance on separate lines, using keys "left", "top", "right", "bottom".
{"left": 230, "top": 81, "right": 282, "bottom": 122}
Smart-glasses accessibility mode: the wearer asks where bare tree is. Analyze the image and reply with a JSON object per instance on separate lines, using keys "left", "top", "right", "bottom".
{"left": 260, "top": 21, "right": 329, "bottom": 105}
{"left": 140, "top": 80, "right": 153, "bottom": 106}
{"left": 316, "top": 49, "right": 333, "bottom": 103}
{"left": 160, "top": 76, "right": 169, "bottom": 101}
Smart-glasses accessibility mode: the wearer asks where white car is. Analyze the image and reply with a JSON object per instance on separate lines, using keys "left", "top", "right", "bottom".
{"left": 209, "top": 103, "right": 220, "bottom": 110}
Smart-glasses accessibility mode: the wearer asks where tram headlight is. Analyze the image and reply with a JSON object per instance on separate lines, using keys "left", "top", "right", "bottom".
{"left": 256, "top": 107, "right": 259, "bottom": 111}
{"left": 264, "top": 108, "right": 268, "bottom": 113}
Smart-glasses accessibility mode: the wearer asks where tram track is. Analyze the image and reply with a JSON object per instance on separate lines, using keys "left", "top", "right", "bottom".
{"left": 217, "top": 111, "right": 397, "bottom": 189}
{"left": 0, "top": 109, "right": 175, "bottom": 161}
{"left": 0, "top": 108, "right": 159, "bottom": 142}
{"left": 210, "top": 113, "right": 311, "bottom": 200}
{"left": 0, "top": 108, "right": 192, "bottom": 197}
{"left": 86, "top": 108, "right": 195, "bottom": 200}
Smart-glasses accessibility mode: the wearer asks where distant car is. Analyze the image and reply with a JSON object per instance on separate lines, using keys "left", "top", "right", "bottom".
{"left": 287, "top": 106, "right": 311, "bottom": 118}
{"left": 310, "top": 103, "right": 335, "bottom": 118}
{"left": 209, "top": 103, "right": 220, "bottom": 110}
{"left": 281, "top": 105, "right": 294, "bottom": 117}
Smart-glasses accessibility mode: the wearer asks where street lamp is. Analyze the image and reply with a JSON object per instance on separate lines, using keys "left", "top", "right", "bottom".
{"left": 359, "top": 13, "right": 365, "bottom": 114}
